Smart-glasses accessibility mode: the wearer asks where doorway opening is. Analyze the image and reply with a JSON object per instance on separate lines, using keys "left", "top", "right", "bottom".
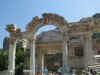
{"left": 35, "top": 25, "right": 63, "bottom": 74}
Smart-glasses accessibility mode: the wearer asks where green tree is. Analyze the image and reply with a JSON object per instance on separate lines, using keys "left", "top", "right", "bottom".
{"left": 0, "top": 47, "right": 29, "bottom": 75}
{"left": 15, "top": 47, "right": 25, "bottom": 75}
{"left": 0, "top": 50, "right": 8, "bottom": 71}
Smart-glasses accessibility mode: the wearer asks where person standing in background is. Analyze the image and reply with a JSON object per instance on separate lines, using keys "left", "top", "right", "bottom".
{"left": 44, "top": 66, "right": 48, "bottom": 75}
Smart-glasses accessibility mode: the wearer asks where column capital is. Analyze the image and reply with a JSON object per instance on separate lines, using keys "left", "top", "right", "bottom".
{"left": 28, "top": 38, "right": 36, "bottom": 44}
{"left": 26, "top": 38, "right": 36, "bottom": 49}
{"left": 62, "top": 31, "right": 69, "bottom": 42}
{"left": 84, "top": 32, "right": 93, "bottom": 40}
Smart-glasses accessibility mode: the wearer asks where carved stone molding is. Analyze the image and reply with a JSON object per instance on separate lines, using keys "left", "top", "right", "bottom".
{"left": 26, "top": 13, "right": 69, "bottom": 36}
{"left": 84, "top": 32, "right": 93, "bottom": 40}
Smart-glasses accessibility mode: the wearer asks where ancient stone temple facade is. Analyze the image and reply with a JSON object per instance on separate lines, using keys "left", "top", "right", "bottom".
{"left": 6, "top": 13, "right": 69, "bottom": 75}
{"left": 6, "top": 13, "right": 100, "bottom": 75}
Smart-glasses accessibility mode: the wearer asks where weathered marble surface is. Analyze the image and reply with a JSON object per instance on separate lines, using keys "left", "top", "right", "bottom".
{"left": 6, "top": 13, "right": 100, "bottom": 75}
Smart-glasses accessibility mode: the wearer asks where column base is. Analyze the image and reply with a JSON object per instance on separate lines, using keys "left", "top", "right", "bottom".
{"left": 63, "top": 72, "right": 72, "bottom": 75}
{"left": 30, "top": 70, "right": 35, "bottom": 75}
{"left": 8, "top": 71, "right": 15, "bottom": 75}
{"left": 62, "top": 64, "right": 72, "bottom": 75}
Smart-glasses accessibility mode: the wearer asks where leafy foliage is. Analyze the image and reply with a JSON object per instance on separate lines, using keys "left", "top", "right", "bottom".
{"left": 0, "top": 46, "right": 30, "bottom": 75}
{"left": 0, "top": 50, "right": 8, "bottom": 71}
{"left": 15, "top": 47, "right": 25, "bottom": 75}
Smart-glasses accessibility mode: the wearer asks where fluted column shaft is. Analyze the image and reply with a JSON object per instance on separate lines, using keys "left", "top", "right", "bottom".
{"left": 41, "top": 54, "right": 44, "bottom": 75}
{"left": 84, "top": 32, "right": 94, "bottom": 67}
{"left": 8, "top": 38, "right": 16, "bottom": 75}
{"left": 62, "top": 33, "right": 70, "bottom": 75}
{"left": 30, "top": 39, "right": 36, "bottom": 75}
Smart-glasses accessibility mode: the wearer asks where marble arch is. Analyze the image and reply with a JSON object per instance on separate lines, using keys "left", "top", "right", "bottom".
{"left": 26, "top": 13, "right": 68, "bottom": 35}
{"left": 6, "top": 13, "right": 70, "bottom": 75}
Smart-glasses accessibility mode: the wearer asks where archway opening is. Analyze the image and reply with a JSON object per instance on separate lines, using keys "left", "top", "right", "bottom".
{"left": 35, "top": 25, "right": 63, "bottom": 74}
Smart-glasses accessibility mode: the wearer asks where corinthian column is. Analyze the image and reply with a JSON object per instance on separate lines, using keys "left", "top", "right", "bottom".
{"left": 41, "top": 54, "right": 44, "bottom": 75}
{"left": 84, "top": 32, "right": 94, "bottom": 67}
{"left": 62, "top": 34, "right": 70, "bottom": 75}
{"left": 29, "top": 38, "right": 36, "bottom": 75}
{"left": 8, "top": 38, "right": 16, "bottom": 75}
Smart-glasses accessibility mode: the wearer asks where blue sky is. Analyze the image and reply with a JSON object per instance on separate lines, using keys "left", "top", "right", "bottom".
{"left": 0, "top": 0, "right": 100, "bottom": 48}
